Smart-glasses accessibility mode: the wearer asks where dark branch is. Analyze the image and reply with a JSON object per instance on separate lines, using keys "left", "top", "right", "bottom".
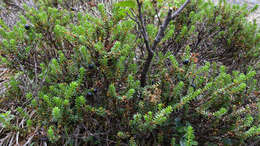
{"left": 136, "top": 0, "right": 152, "bottom": 54}
{"left": 171, "top": 0, "right": 191, "bottom": 19}
{"left": 151, "top": 8, "right": 173, "bottom": 50}
{"left": 136, "top": 0, "right": 154, "bottom": 87}
{"left": 139, "top": 0, "right": 191, "bottom": 87}
{"left": 152, "top": 0, "right": 191, "bottom": 50}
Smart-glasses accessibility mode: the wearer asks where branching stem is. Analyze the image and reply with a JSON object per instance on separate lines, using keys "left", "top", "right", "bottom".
{"left": 138, "top": 0, "right": 191, "bottom": 87}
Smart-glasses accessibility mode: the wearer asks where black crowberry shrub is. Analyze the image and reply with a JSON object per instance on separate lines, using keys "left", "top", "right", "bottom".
{"left": 0, "top": 0, "right": 259, "bottom": 145}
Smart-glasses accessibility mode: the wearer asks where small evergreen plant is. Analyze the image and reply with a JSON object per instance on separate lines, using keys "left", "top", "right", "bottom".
{"left": 0, "top": 0, "right": 259, "bottom": 145}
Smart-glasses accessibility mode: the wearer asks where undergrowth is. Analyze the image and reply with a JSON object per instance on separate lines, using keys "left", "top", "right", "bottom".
{"left": 0, "top": 0, "right": 259, "bottom": 145}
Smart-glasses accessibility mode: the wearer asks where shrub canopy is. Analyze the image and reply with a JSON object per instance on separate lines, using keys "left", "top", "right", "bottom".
{"left": 0, "top": 0, "right": 259, "bottom": 145}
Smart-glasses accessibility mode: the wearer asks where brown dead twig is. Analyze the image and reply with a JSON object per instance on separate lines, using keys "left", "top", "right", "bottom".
{"left": 134, "top": 0, "right": 191, "bottom": 87}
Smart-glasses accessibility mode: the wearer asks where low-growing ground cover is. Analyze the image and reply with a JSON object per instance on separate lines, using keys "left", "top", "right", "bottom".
{"left": 0, "top": 0, "right": 259, "bottom": 145}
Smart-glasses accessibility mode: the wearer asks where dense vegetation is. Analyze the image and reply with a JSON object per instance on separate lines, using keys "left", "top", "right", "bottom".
{"left": 0, "top": 0, "right": 259, "bottom": 145}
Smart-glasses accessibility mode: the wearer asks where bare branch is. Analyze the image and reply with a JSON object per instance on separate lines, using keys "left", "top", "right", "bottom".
{"left": 136, "top": 0, "right": 152, "bottom": 54}
{"left": 136, "top": 0, "right": 154, "bottom": 87}
{"left": 151, "top": 8, "right": 173, "bottom": 50}
{"left": 171, "top": 0, "right": 191, "bottom": 19}
{"left": 127, "top": 9, "right": 140, "bottom": 26}
{"left": 139, "top": 0, "right": 191, "bottom": 87}
{"left": 152, "top": 0, "right": 191, "bottom": 50}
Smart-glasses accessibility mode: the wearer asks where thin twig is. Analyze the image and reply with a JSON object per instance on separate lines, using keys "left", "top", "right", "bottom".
{"left": 249, "top": 138, "right": 260, "bottom": 146}
{"left": 139, "top": 0, "right": 191, "bottom": 87}
{"left": 16, "top": 132, "right": 19, "bottom": 146}
{"left": 23, "top": 126, "right": 39, "bottom": 146}
{"left": 8, "top": 134, "right": 14, "bottom": 146}
{"left": 136, "top": 0, "right": 151, "bottom": 53}
{"left": 171, "top": 0, "right": 191, "bottom": 19}
{"left": 136, "top": 0, "right": 153, "bottom": 87}
{"left": 151, "top": 8, "right": 173, "bottom": 50}
{"left": 0, "top": 133, "right": 12, "bottom": 145}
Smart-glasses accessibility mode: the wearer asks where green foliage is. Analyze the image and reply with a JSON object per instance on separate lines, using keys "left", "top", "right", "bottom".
{"left": 116, "top": 0, "right": 136, "bottom": 8}
{"left": 52, "top": 107, "right": 62, "bottom": 121}
{"left": 47, "top": 126, "right": 59, "bottom": 143}
{"left": 0, "top": 0, "right": 259, "bottom": 145}
{"left": 0, "top": 111, "right": 14, "bottom": 128}
{"left": 182, "top": 126, "right": 198, "bottom": 146}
